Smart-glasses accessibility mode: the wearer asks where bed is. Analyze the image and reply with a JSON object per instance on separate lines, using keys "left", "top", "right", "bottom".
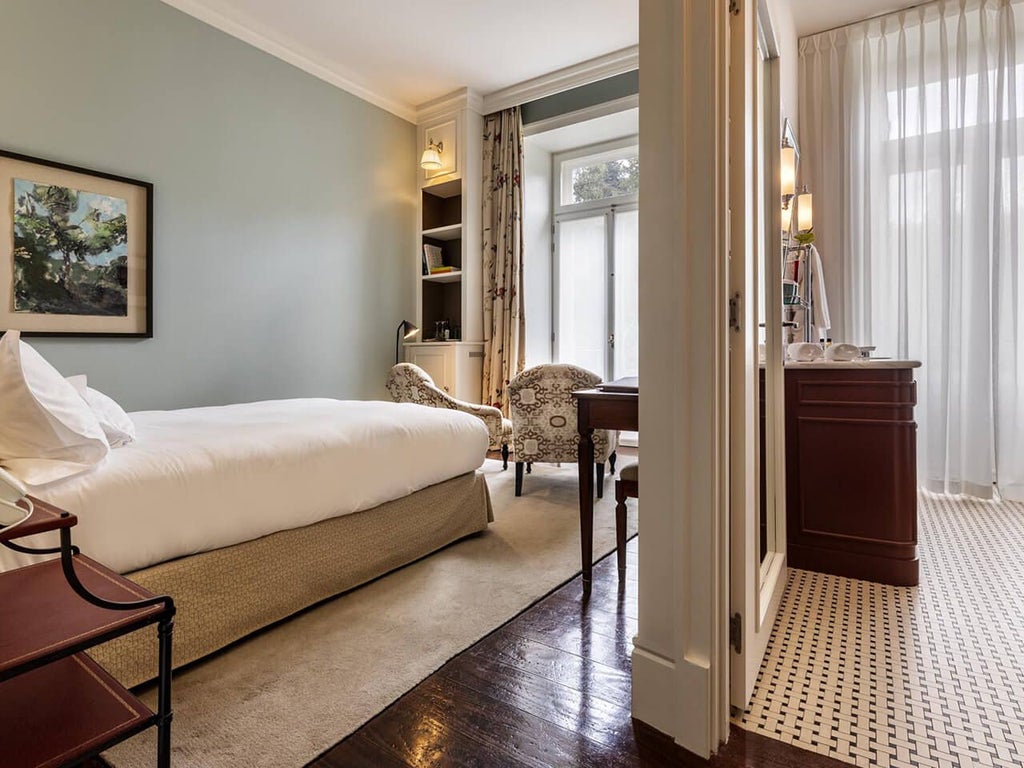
{"left": 2, "top": 398, "right": 493, "bottom": 686}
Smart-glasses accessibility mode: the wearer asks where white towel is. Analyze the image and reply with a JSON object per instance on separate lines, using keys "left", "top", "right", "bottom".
{"left": 805, "top": 244, "right": 831, "bottom": 338}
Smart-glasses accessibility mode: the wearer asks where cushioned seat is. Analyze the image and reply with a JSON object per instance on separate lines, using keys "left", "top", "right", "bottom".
{"left": 619, "top": 463, "right": 638, "bottom": 483}
{"left": 386, "top": 363, "right": 513, "bottom": 469}
{"left": 507, "top": 364, "right": 617, "bottom": 497}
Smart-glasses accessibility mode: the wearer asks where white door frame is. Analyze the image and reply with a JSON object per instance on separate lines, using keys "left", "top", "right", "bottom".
{"left": 727, "top": 0, "right": 789, "bottom": 712}
{"left": 633, "top": 0, "right": 731, "bottom": 756}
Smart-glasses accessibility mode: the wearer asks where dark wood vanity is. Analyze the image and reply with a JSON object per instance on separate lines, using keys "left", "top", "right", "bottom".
{"left": 784, "top": 361, "right": 921, "bottom": 586}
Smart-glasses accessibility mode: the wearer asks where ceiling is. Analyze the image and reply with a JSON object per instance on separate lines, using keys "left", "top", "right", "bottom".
{"left": 789, "top": 0, "right": 926, "bottom": 37}
{"left": 161, "top": 0, "right": 637, "bottom": 121}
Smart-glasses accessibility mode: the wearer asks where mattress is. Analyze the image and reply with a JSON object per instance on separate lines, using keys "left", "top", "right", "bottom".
{"left": 1, "top": 399, "right": 488, "bottom": 574}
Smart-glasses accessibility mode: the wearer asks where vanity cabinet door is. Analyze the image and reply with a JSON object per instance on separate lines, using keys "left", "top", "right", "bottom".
{"left": 785, "top": 367, "right": 919, "bottom": 585}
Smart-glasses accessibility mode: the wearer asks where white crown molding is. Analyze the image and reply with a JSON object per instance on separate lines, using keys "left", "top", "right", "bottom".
{"left": 415, "top": 88, "right": 484, "bottom": 125}
{"left": 481, "top": 45, "right": 638, "bottom": 115}
{"left": 159, "top": 0, "right": 418, "bottom": 123}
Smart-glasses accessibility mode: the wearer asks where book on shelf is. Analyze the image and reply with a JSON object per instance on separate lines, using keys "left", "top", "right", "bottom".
{"left": 423, "top": 244, "right": 444, "bottom": 272}
{"left": 429, "top": 266, "right": 455, "bottom": 274}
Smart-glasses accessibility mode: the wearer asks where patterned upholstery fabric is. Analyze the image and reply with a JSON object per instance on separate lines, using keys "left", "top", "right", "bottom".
{"left": 508, "top": 364, "right": 616, "bottom": 464}
{"left": 385, "top": 363, "right": 511, "bottom": 450}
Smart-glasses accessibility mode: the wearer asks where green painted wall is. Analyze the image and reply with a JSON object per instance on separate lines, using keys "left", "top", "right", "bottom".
{"left": 521, "top": 71, "right": 639, "bottom": 125}
{"left": 0, "top": 0, "right": 416, "bottom": 409}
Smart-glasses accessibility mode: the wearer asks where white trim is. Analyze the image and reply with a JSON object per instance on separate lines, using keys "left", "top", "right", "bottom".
{"left": 415, "top": 88, "right": 484, "bottom": 125}
{"left": 481, "top": 46, "right": 639, "bottom": 115}
{"left": 158, "top": 0, "right": 417, "bottom": 122}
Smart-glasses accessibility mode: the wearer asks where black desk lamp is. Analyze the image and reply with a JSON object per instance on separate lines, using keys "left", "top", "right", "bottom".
{"left": 396, "top": 320, "right": 419, "bottom": 364}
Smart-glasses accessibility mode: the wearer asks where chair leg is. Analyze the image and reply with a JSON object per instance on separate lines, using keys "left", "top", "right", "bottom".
{"left": 515, "top": 462, "right": 525, "bottom": 496}
{"left": 596, "top": 463, "right": 605, "bottom": 499}
{"left": 610, "top": 450, "right": 617, "bottom": 474}
{"left": 501, "top": 443, "right": 509, "bottom": 471}
{"left": 615, "top": 492, "right": 627, "bottom": 577}
{"left": 526, "top": 462, "right": 532, "bottom": 474}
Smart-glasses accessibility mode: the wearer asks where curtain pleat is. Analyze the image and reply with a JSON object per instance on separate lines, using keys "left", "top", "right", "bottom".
{"left": 801, "top": 0, "right": 1024, "bottom": 500}
{"left": 481, "top": 107, "right": 526, "bottom": 415}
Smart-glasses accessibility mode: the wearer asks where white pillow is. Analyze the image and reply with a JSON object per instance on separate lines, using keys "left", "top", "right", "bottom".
{"left": 0, "top": 331, "right": 109, "bottom": 485}
{"left": 66, "top": 375, "right": 136, "bottom": 448}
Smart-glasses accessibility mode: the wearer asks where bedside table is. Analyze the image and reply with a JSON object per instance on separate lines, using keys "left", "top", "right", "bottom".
{"left": 0, "top": 498, "right": 175, "bottom": 767}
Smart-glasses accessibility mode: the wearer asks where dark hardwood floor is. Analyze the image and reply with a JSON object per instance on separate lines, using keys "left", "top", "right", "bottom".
{"left": 308, "top": 537, "right": 848, "bottom": 768}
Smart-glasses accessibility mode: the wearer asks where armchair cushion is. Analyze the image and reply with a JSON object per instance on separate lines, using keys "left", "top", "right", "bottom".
{"left": 508, "top": 364, "right": 616, "bottom": 465}
{"left": 386, "top": 363, "right": 508, "bottom": 450}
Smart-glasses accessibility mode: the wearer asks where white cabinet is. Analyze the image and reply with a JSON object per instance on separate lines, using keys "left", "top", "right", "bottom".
{"left": 404, "top": 342, "right": 484, "bottom": 403}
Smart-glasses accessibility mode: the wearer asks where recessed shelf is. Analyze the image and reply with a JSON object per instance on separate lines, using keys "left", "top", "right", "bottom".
{"left": 422, "top": 224, "right": 462, "bottom": 241}
{"left": 422, "top": 270, "right": 462, "bottom": 284}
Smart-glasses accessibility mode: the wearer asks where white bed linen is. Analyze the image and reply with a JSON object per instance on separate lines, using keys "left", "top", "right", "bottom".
{"left": 1, "top": 399, "right": 488, "bottom": 574}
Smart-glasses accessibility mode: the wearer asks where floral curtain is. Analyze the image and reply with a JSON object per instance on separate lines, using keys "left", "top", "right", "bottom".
{"left": 481, "top": 107, "right": 526, "bottom": 414}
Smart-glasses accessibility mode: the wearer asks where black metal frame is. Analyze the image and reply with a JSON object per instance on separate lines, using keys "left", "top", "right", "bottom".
{"left": 1, "top": 515, "right": 175, "bottom": 768}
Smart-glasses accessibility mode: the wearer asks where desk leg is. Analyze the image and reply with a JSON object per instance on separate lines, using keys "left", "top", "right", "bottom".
{"left": 578, "top": 426, "right": 595, "bottom": 589}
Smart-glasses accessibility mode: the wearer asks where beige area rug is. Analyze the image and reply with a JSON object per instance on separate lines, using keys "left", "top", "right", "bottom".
{"left": 105, "top": 458, "right": 638, "bottom": 768}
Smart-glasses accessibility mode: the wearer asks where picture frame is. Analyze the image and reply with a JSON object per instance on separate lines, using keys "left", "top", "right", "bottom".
{"left": 0, "top": 149, "right": 152, "bottom": 337}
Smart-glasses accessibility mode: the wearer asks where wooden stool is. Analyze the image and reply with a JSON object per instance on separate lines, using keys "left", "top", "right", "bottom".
{"left": 614, "top": 462, "right": 638, "bottom": 577}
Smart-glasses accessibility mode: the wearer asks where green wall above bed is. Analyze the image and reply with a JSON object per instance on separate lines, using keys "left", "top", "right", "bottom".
{"left": 0, "top": 0, "right": 416, "bottom": 410}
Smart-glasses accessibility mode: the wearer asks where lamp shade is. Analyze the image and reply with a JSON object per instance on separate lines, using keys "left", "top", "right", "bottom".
{"left": 797, "top": 189, "right": 813, "bottom": 231}
{"left": 781, "top": 203, "right": 793, "bottom": 234}
{"left": 420, "top": 143, "right": 443, "bottom": 170}
{"left": 395, "top": 320, "right": 419, "bottom": 365}
{"left": 780, "top": 146, "right": 797, "bottom": 197}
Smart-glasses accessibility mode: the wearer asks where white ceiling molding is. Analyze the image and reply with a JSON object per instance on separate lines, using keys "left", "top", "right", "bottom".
{"left": 415, "top": 88, "right": 484, "bottom": 125}
{"left": 481, "top": 45, "right": 638, "bottom": 116}
{"left": 159, "top": 0, "right": 418, "bottom": 122}
{"left": 523, "top": 94, "right": 639, "bottom": 137}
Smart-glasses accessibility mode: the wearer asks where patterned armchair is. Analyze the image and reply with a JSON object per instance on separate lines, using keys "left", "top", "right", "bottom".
{"left": 385, "top": 363, "right": 513, "bottom": 469}
{"left": 507, "top": 364, "right": 617, "bottom": 497}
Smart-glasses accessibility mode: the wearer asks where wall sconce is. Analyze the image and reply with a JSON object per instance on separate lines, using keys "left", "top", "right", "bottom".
{"left": 781, "top": 203, "right": 793, "bottom": 234}
{"left": 796, "top": 186, "right": 813, "bottom": 232}
{"left": 781, "top": 144, "right": 796, "bottom": 200}
{"left": 420, "top": 140, "right": 443, "bottom": 171}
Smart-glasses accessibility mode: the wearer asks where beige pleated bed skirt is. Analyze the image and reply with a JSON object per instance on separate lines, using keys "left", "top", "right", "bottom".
{"left": 91, "top": 471, "right": 493, "bottom": 687}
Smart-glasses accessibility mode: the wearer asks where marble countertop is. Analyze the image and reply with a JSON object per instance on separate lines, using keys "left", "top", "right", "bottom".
{"left": 783, "top": 359, "right": 922, "bottom": 369}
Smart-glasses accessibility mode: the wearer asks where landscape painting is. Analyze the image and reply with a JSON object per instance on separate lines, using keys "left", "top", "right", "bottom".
{"left": 13, "top": 179, "right": 129, "bottom": 316}
{"left": 1, "top": 149, "right": 152, "bottom": 337}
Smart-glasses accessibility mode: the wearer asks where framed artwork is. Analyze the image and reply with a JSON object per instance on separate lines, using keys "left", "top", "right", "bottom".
{"left": 0, "top": 149, "right": 152, "bottom": 337}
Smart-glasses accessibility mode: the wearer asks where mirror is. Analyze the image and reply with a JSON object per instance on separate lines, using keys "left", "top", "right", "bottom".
{"left": 755, "top": 35, "right": 787, "bottom": 568}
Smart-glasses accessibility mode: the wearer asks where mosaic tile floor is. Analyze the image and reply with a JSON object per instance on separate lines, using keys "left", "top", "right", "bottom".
{"left": 736, "top": 491, "right": 1024, "bottom": 768}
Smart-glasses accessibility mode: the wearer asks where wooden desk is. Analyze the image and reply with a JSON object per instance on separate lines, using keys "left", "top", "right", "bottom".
{"left": 574, "top": 385, "right": 639, "bottom": 588}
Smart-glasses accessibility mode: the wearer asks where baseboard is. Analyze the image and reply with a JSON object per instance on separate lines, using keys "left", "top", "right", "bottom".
{"left": 632, "top": 644, "right": 713, "bottom": 758}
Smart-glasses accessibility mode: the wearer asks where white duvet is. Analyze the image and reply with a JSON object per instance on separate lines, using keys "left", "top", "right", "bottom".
{"left": 1, "top": 399, "right": 488, "bottom": 574}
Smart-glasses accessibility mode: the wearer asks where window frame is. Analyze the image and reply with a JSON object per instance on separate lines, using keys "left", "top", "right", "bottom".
{"left": 552, "top": 136, "right": 640, "bottom": 216}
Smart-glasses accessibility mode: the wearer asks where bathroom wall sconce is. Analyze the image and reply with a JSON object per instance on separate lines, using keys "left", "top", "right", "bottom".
{"left": 796, "top": 185, "right": 813, "bottom": 232}
{"left": 420, "top": 140, "right": 444, "bottom": 171}
{"left": 781, "top": 202, "right": 793, "bottom": 234}
{"left": 781, "top": 143, "right": 797, "bottom": 202}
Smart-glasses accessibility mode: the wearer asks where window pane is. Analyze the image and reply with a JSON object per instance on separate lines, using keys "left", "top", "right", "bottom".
{"left": 557, "top": 216, "right": 607, "bottom": 377}
{"left": 560, "top": 147, "right": 639, "bottom": 206}
{"left": 613, "top": 209, "right": 639, "bottom": 378}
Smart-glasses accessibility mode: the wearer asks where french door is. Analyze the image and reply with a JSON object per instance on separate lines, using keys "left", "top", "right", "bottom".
{"left": 553, "top": 204, "right": 639, "bottom": 381}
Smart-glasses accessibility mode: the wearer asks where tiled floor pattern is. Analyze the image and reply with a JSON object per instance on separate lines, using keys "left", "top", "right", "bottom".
{"left": 736, "top": 491, "right": 1024, "bottom": 768}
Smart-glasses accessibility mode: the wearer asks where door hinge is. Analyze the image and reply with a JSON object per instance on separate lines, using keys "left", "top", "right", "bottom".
{"left": 730, "top": 612, "right": 742, "bottom": 653}
{"left": 729, "top": 292, "right": 742, "bottom": 332}
{"left": 728, "top": 0, "right": 741, "bottom": 16}
{"left": 608, "top": 332, "right": 615, "bottom": 349}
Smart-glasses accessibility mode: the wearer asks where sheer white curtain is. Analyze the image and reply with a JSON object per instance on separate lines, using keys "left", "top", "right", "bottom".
{"left": 801, "top": 0, "right": 1024, "bottom": 500}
